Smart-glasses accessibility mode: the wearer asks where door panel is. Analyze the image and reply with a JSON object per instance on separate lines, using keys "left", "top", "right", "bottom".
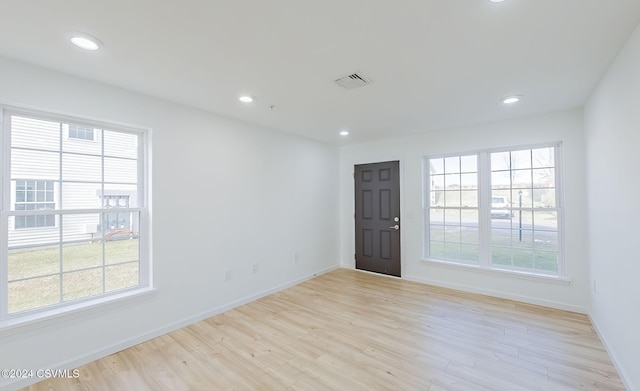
{"left": 355, "top": 161, "right": 400, "bottom": 277}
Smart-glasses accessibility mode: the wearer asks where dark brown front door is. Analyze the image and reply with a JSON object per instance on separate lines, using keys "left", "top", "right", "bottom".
{"left": 354, "top": 161, "right": 401, "bottom": 277}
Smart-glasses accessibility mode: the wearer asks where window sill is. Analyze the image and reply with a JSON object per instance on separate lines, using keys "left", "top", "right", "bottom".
{"left": 421, "top": 258, "right": 572, "bottom": 285}
{"left": 0, "top": 287, "right": 156, "bottom": 337}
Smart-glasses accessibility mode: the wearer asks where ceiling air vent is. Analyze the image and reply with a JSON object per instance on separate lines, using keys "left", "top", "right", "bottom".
{"left": 334, "top": 72, "right": 373, "bottom": 89}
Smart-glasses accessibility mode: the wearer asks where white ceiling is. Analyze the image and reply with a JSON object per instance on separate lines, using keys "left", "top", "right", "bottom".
{"left": 0, "top": 0, "right": 639, "bottom": 144}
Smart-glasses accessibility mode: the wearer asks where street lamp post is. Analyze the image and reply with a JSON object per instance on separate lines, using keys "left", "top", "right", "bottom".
{"left": 519, "top": 190, "right": 523, "bottom": 242}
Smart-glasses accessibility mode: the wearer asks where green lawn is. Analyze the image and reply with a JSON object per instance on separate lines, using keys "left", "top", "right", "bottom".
{"left": 8, "top": 239, "right": 139, "bottom": 314}
{"left": 429, "top": 228, "right": 558, "bottom": 272}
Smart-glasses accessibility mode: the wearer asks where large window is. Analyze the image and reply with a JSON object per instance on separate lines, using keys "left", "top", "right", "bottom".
{"left": 426, "top": 145, "right": 562, "bottom": 276}
{"left": 1, "top": 109, "right": 149, "bottom": 318}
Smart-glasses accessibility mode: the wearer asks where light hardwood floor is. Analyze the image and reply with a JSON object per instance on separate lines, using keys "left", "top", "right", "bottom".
{"left": 23, "top": 268, "right": 625, "bottom": 390}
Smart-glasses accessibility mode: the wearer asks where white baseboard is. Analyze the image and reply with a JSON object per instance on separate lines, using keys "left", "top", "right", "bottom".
{"left": 589, "top": 314, "right": 636, "bottom": 391}
{"left": 0, "top": 264, "right": 340, "bottom": 391}
{"left": 403, "top": 274, "right": 589, "bottom": 314}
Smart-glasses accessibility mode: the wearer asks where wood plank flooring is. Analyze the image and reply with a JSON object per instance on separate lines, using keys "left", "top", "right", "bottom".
{"left": 22, "top": 268, "right": 625, "bottom": 390}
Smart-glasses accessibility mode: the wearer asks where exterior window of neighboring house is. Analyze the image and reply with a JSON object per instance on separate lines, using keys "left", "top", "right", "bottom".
{"left": 68, "top": 123, "right": 95, "bottom": 141}
{"left": 102, "top": 195, "right": 131, "bottom": 230}
{"left": 425, "top": 145, "right": 563, "bottom": 277}
{"left": 0, "top": 108, "right": 150, "bottom": 321}
{"left": 14, "top": 179, "right": 56, "bottom": 228}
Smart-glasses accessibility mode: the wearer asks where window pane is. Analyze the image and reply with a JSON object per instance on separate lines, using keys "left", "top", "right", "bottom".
{"left": 61, "top": 182, "right": 102, "bottom": 209}
{"left": 105, "top": 212, "right": 139, "bottom": 265}
{"left": 534, "top": 251, "right": 558, "bottom": 273}
{"left": 512, "top": 169, "right": 532, "bottom": 189}
{"left": 512, "top": 249, "right": 534, "bottom": 269}
{"left": 430, "top": 208, "right": 444, "bottom": 225}
{"left": 460, "top": 173, "right": 477, "bottom": 189}
{"left": 431, "top": 174, "right": 444, "bottom": 190}
{"left": 532, "top": 147, "right": 554, "bottom": 168}
{"left": 444, "top": 209, "right": 460, "bottom": 225}
{"left": 444, "top": 173, "right": 460, "bottom": 189}
{"left": 444, "top": 243, "right": 461, "bottom": 260}
{"left": 512, "top": 190, "right": 533, "bottom": 209}
{"left": 444, "top": 156, "right": 460, "bottom": 174}
{"left": 104, "top": 157, "right": 137, "bottom": 184}
{"left": 444, "top": 226, "right": 461, "bottom": 243}
{"left": 491, "top": 151, "right": 510, "bottom": 171}
{"left": 429, "top": 158, "right": 444, "bottom": 175}
{"left": 460, "top": 155, "right": 477, "bottom": 173}
{"left": 461, "top": 210, "right": 478, "bottom": 227}
{"left": 106, "top": 262, "right": 139, "bottom": 292}
{"left": 104, "top": 130, "right": 138, "bottom": 159}
{"left": 512, "top": 229, "right": 534, "bottom": 250}
{"left": 460, "top": 244, "right": 479, "bottom": 262}
{"left": 429, "top": 240, "right": 445, "bottom": 259}
{"left": 511, "top": 150, "right": 532, "bottom": 169}
{"left": 430, "top": 191, "right": 444, "bottom": 207}
{"left": 62, "top": 214, "right": 102, "bottom": 271}
{"left": 445, "top": 190, "right": 461, "bottom": 207}
{"left": 491, "top": 171, "right": 511, "bottom": 189}
{"left": 533, "top": 189, "right": 555, "bottom": 208}
{"left": 461, "top": 227, "right": 479, "bottom": 245}
{"left": 62, "top": 153, "right": 102, "bottom": 182}
{"left": 430, "top": 225, "right": 444, "bottom": 242}
{"left": 460, "top": 190, "right": 477, "bottom": 207}
{"left": 534, "top": 230, "right": 557, "bottom": 252}
{"left": 63, "top": 125, "right": 102, "bottom": 155}
{"left": 532, "top": 168, "right": 555, "bottom": 188}
{"left": 63, "top": 268, "right": 104, "bottom": 301}
{"left": 11, "top": 149, "right": 60, "bottom": 180}
{"left": 11, "top": 116, "right": 60, "bottom": 151}
{"left": 534, "top": 211, "right": 557, "bottom": 231}
{"left": 8, "top": 275, "right": 60, "bottom": 314}
{"left": 8, "top": 244, "right": 60, "bottom": 281}
{"left": 492, "top": 248, "right": 512, "bottom": 267}
{"left": 491, "top": 228, "right": 511, "bottom": 247}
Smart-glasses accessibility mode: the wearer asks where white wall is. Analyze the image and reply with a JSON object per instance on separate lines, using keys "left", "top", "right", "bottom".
{"left": 584, "top": 22, "right": 640, "bottom": 391}
{"left": 340, "top": 109, "right": 590, "bottom": 313}
{"left": 0, "top": 57, "right": 339, "bottom": 390}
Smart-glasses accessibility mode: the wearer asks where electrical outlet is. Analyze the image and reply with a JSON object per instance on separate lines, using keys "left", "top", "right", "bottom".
{"left": 251, "top": 263, "right": 257, "bottom": 274}
{"left": 293, "top": 252, "right": 299, "bottom": 263}
{"left": 224, "top": 270, "right": 231, "bottom": 281}
{"left": 593, "top": 280, "right": 597, "bottom": 293}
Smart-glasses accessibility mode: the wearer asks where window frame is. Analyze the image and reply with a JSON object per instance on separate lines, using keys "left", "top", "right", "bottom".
{"left": 424, "top": 143, "right": 565, "bottom": 278}
{"left": 0, "top": 106, "right": 152, "bottom": 327}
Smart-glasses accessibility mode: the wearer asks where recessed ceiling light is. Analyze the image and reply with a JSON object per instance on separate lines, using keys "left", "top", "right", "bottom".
{"left": 501, "top": 95, "right": 522, "bottom": 104}
{"left": 68, "top": 32, "right": 102, "bottom": 51}
{"left": 339, "top": 130, "right": 350, "bottom": 136}
{"left": 239, "top": 95, "right": 254, "bottom": 103}
{"left": 490, "top": 0, "right": 505, "bottom": 3}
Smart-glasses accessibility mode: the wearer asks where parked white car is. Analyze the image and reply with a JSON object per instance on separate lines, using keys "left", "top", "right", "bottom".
{"left": 491, "top": 197, "right": 512, "bottom": 219}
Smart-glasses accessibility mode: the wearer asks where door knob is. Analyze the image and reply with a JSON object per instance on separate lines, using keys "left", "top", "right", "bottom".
{"left": 389, "top": 225, "right": 399, "bottom": 230}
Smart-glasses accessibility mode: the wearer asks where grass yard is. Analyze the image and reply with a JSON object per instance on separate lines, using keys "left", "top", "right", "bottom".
{"left": 8, "top": 239, "right": 139, "bottom": 314}
{"left": 429, "top": 227, "right": 558, "bottom": 272}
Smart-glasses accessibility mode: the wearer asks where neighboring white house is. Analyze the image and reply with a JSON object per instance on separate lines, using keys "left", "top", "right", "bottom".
{"left": 7, "top": 115, "right": 140, "bottom": 249}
